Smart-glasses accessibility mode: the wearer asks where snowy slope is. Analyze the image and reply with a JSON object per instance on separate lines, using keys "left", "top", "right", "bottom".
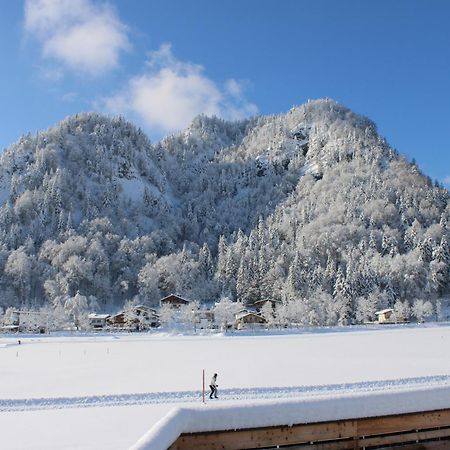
{"left": 1, "top": 324, "right": 450, "bottom": 449}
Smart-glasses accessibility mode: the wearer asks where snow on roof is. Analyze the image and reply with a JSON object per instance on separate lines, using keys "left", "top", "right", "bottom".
{"left": 235, "top": 312, "right": 265, "bottom": 321}
{"left": 375, "top": 308, "right": 394, "bottom": 315}
{"left": 88, "top": 314, "right": 110, "bottom": 319}
{"left": 130, "top": 385, "right": 450, "bottom": 450}
{"left": 109, "top": 312, "right": 124, "bottom": 319}
{"left": 235, "top": 310, "right": 249, "bottom": 319}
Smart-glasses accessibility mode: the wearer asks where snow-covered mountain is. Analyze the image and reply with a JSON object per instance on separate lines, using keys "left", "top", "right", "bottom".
{"left": 0, "top": 99, "right": 448, "bottom": 324}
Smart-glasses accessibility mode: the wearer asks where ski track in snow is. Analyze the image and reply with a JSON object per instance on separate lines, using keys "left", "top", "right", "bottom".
{"left": 1, "top": 375, "right": 449, "bottom": 412}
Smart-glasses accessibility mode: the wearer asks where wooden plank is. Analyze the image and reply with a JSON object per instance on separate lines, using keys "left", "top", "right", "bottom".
{"left": 357, "top": 409, "right": 450, "bottom": 436}
{"left": 362, "top": 427, "right": 450, "bottom": 446}
{"left": 266, "top": 438, "right": 450, "bottom": 450}
{"left": 277, "top": 440, "right": 358, "bottom": 450}
{"left": 171, "top": 420, "right": 357, "bottom": 450}
{"left": 375, "top": 441, "right": 450, "bottom": 450}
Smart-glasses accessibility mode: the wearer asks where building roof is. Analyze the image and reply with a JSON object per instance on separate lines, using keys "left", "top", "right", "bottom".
{"left": 235, "top": 308, "right": 257, "bottom": 317}
{"left": 1, "top": 324, "right": 19, "bottom": 330}
{"left": 132, "top": 305, "right": 157, "bottom": 313}
{"left": 108, "top": 312, "right": 125, "bottom": 320}
{"left": 375, "top": 308, "right": 394, "bottom": 315}
{"left": 235, "top": 312, "right": 267, "bottom": 322}
{"left": 88, "top": 313, "right": 110, "bottom": 319}
{"left": 160, "top": 294, "right": 190, "bottom": 304}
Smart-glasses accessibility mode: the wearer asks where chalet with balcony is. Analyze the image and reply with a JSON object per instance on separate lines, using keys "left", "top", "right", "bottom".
{"left": 234, "top": 311, "right": 267, "bottom": 330}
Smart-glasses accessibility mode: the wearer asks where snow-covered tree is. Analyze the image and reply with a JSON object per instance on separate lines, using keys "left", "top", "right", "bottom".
{"left": 64, "top": 291, "right": 89, "bottom": 330}
{"left": 412, "top": 299, "right": 434, "bottom": 323}
{"left": 179, "top": 301, "right": 200, "bottom": 330}
{"left": 260, "top": 302, "right": 275, "bottom": 328}
{"left": 214, "top": 297, "right": 242, "bottom": 330}
{"left": 393, "top": 299, "right": 410, "bottom": 323}
{"left": 158, "top": 303, "right": 176, "bottom": 328}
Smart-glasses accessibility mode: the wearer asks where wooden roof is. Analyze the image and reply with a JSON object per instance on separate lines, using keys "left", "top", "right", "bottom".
{"left": 160, "top": 294, "right": 190, "bottom": 304}
{"left": 236, "top": 312, "right": 267, "bottom": 323}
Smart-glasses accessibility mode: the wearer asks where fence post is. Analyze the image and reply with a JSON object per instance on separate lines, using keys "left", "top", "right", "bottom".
{"left": 202, "top": 369, "right": 205, "bottom": 404}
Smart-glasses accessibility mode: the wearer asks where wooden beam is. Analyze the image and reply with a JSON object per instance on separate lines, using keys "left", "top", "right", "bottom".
{"left": 375, "top": 442, "right": 450, "bottom": 450}
{"left": 280, "top": 442, "right": 357, "bottom": 450}
{"left": 274, "top": 440, "right": 359, "bottom": 450}
{"left": 362, "top": 427, "right": 450, "bottom": 446}
{"left": 357, "top": 409, "right": 450, "bottom": 436}
{"left": 171, "top": 420, "right": 357, "bottom": 450}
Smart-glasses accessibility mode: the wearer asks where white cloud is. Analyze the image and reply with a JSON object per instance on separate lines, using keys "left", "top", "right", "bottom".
{"left": 24, "top": 0, "right": 130, "bottom": 76}
{"left": 443, "top": 176, "right": 450, "bottom": 185}
{"left": 102, "top": 44, "right": 258, "bottom": 135}
{"left": 225, "top": 79, "right": 244, "bottom": 97}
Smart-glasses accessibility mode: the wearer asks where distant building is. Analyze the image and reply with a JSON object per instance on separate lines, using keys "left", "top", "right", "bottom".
{"left": 107, "top": 305, "right": 159, "bottom": 331}
{"left": 160, "top": 294, "right": 190, "bottom": 308}
{"left": 88, "top": 313, "right": 110, "bottom": 330}
{"left": 375, "top": 308, "right": 394, "bottom": 323}
{"left": 234, "top": 312, "right": 267, "bottom": 330}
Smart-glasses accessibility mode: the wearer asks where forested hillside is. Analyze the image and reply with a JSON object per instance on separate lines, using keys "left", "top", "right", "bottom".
{"left": 0, "top": 99, "right": 448, "bottom": 325}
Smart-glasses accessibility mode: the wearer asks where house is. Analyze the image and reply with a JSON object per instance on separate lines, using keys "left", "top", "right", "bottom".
{"left": 107, "top": 305, "right": 159, "bottom": 331}
{"left": 375, "top": 308, "right": 397, "bottom": 324}
{"left": 107, "top": 312, "right": 126, "bottom": 328}
{"left": 234, "top": 312, "right": 267, "bottom": 330}
{"left": 160, "top": 294, "right": 190, "bottom": 308}
{"left": 88, "top": 313, "right": 110, "bottom": 330}
{"left": 252, "top": 299, "right": 282, "bottom": 311}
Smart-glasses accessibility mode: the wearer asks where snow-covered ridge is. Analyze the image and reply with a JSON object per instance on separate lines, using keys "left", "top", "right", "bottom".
{"left": 0, "top": 98, "right": 447, "bottom": 317}
{"left": 130, "top": 385, "right": 450, "bottom": 450}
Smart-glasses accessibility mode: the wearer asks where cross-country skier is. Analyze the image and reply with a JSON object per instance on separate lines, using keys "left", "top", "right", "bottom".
{"left": 209, "top": 373, "right": 218, "bottom": 399}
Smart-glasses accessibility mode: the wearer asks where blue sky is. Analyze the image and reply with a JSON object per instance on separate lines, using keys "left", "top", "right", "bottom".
{"left": 1, "top": 0, "right": 449, "bottom": 185}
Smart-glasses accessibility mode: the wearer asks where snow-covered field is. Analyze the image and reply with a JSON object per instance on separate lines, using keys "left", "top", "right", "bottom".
{"left": 1, "top": 324, "right": 450, "bottom": 449}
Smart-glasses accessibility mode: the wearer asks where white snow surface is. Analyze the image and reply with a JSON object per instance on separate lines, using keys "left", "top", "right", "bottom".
{"left": 1, "top": 324, "right": 450, "bottom": 449}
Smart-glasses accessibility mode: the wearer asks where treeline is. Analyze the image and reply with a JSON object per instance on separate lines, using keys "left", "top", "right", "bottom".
{"left": 0, "top": 99, "right": 447, "bottom": 326}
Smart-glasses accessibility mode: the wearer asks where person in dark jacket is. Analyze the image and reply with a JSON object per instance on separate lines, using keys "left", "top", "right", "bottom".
{"left": 209, "top": 373, "right": 218, "bottom": 399}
